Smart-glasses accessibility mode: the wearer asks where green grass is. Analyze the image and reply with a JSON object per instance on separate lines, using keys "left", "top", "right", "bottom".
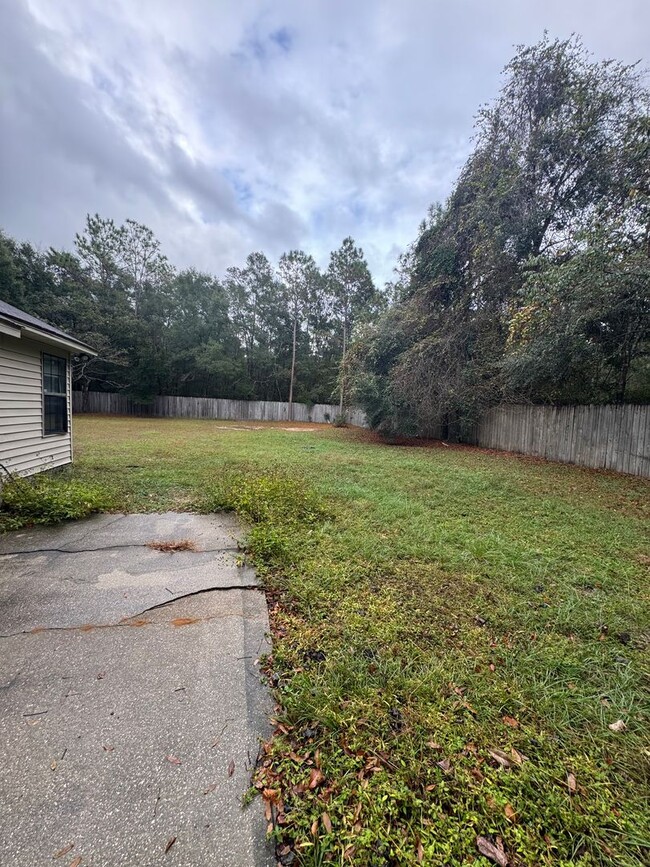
{"left": 17, "top": 416, "right": 650, "bottom": 865}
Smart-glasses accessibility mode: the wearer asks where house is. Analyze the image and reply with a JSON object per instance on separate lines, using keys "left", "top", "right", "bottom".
{"left": 0, "top": 300, "right": 96, "bottom": 476}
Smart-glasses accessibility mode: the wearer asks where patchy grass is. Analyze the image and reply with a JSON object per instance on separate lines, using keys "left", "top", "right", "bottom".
{"left": 70, "top": 418, "right": 650, "bottom": 863}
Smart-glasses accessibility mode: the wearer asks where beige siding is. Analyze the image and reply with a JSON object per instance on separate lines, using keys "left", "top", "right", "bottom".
{"left": 0, "top": 334, "right": 72, "bottom": 476}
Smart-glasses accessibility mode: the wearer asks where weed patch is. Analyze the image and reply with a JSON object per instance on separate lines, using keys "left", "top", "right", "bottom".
{"left": 205, "top": 469, "right": 330, "bottom": 571}
{"left": 0, "top": 472, "right": 109, "bottom": 531}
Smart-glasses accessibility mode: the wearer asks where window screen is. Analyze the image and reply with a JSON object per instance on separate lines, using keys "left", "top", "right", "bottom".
{"left": 43, "top": 354, "right": 68, "bottom": 435}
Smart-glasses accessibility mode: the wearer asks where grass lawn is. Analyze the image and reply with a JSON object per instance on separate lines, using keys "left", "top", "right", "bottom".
{"left": 12, "top": 415, "right": 650, "bottom": 865}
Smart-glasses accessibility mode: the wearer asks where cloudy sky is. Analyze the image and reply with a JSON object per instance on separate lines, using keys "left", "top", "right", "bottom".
{"left": 0, "top": 1, "right": 647, "bottom": 285}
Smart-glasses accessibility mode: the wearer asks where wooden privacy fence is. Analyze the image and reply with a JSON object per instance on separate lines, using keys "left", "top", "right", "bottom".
{"left": 73, "top": 393, "right": 649, "bottom": 477}
{"left": 471, "top": 404, "right": 649, "bottom": 478}
{"left": 72, "top": 391, "right": 368, "bottom": 428}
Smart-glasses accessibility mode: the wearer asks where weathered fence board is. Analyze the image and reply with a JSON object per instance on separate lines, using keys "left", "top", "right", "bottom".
{"left": 72, "top": 391, "right": 368, "bottom": 428}
{"left": 472, "top": 404, "right": 649, "bottom": 478}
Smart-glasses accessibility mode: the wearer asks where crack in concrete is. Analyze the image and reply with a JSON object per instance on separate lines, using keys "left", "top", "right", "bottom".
{"left": 0, "top": 544, "right": 241, "bottom": 557}
{"left": 0, "top": 585, "right": 263, "bottom": 639}
{"left": 62, "top": 513, "right": 127, "bottom": 548}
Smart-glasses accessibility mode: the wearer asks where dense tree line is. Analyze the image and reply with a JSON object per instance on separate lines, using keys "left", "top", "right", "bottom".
{"left": 347, "top": 36, "right": 650, "bottom": 437}
{"left": 0, "top": 218, "right": 384, "bottom": 411}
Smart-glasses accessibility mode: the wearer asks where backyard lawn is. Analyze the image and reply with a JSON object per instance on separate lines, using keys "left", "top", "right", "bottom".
{"left": 18, "top": 417, "right": 650, "bottom": 864}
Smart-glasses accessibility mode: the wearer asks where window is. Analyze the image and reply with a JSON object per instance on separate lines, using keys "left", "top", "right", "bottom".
{"left": 43, "top": 353, "right": 68, "bottom": 435}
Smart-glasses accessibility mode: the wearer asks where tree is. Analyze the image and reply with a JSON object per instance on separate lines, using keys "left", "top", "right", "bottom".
{"left": 347, "top": 35, "right": 650, "bottom": 436}
{"left": 505, "top": 213, "right": 650, "bottom": 403}
{"left": 278, "top": 250, "right": 320, "bottom": 418}
{"left": 74, "top": 215, "right": 178, "bottom": 398}
{"left": 225, "top": 252, "right": 281, "bottom": 396}
{"left": 327, "top": 237, "right": 379, "bottom": 413}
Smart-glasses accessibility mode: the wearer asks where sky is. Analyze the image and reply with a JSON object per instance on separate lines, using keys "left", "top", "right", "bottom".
{"left": 0, "top": 1, "right": 647, "bottom": 286}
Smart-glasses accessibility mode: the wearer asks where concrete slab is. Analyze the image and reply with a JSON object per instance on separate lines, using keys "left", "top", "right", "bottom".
{"left": 0, "top": 511, "right": 242, "bottom": 554}
{"left": 0, "top": 514, "right": 273, "bottom": 867}
{"left": 0, "top": 513, "right": 257, "bottom": 634}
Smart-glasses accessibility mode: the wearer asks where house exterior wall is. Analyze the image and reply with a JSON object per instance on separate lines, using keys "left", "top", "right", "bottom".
{"left": 0, "top": 333, "right": 73, "bottom": 476}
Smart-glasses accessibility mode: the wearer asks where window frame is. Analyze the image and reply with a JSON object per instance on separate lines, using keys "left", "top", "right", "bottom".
{"left": 42, "top": 351, "right": 69, "bottom": 437}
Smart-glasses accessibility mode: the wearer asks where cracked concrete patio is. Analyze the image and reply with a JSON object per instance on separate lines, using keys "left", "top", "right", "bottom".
{"left": 0, "top": 512, "right": 274, "bottom": 867}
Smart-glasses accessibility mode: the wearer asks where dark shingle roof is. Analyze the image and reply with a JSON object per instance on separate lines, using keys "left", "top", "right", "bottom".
{"left": 0, "top": 299, "right": 95, "bottom": 353}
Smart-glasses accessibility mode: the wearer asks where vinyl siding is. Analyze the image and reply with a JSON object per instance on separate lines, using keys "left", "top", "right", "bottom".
{"left": 0, "top": 334, "right": 73, "bottom": 476}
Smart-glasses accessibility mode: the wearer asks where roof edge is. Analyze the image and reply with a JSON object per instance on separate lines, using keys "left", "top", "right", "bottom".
{"left": 19, "top": 325, "right": 97, "bottom": 356}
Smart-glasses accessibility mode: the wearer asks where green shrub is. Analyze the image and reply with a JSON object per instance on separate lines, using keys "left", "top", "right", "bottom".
{"left": 204, "top": 469, "right": 329, "bottom": 570}
{"left": 0, "top": 473, "right": 109, "bottom": 530}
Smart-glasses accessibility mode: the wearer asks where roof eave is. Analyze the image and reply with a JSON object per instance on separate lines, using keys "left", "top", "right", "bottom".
{"left": 19, "top": 325, "right": 97, "bottom": 356}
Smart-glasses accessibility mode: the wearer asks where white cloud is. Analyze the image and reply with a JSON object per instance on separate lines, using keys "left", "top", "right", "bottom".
{"left": 1, "top": 0, "right": 647, "bottom": 285}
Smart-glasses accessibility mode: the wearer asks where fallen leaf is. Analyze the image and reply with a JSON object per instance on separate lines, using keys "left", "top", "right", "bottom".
{"left": 227, "top": 759, "right": 235, "bottom": 777}
{"left": 417, "top": 840, "right": 425, "bottom": 862}
{"left": 50, "top": 760, "right": 57, "bottom": 771}
{"left": 567, "top": 772, "right": 577, "bottom": 794}
{"left": 488, "top": 749, "right": 512, "bottom": 769}
{"left": 103, "top": 745, "right": 114, "bottom": 753}
{"left": 502, "top": 715, "right": 519, "bottom": 728}
{"left": 343, "top": 844, "right": 355, "bottom": 859}
{"left": 504, "top": 803, "right": 517, "bottom": 823}
{"left": 308, "top": 768, "right": 324, "bottom": 789}
{"left": 321, "top": 812, "right": 332, "bottom": 833}
{"left": 166, "top": 755, "right": 181, "bottom": 765}
{"left": 53, "top": 843, "right": 74, "bottom": 858}
{"left": 69, "top": 858, "right": 82, "bottom": 867}
{"left": 164, "top": 836, "right": 176, "bottom": 854}
{"left": 426, "top": 741, "right": 442, "bottom": 750}
{"left": 436, "top": 758, "right": 452, "bottom": 773}
{"left": 509, "top": 747, "right": 526, "bottom": 765}
{"left": 476, "top": 835, "right": 508, "bottom": 866}
{"left": 608, "top": 719, "right": 627, "bottom": 733}
{"left": 310, "top": 818, "right": 319, "bottom": 837}
{"left": 203, "top": 783, "right": 217, "bottom": 795}
{"left": 262, "top": 787, "right": 278, "bottom": 802}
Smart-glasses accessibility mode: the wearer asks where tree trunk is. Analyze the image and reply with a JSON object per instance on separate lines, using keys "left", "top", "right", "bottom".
{"left": 339, "top": 319, "right": 347, "bottom": 415}
{"left": 289, "top": 316, "right": 297, "bottom": 421}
